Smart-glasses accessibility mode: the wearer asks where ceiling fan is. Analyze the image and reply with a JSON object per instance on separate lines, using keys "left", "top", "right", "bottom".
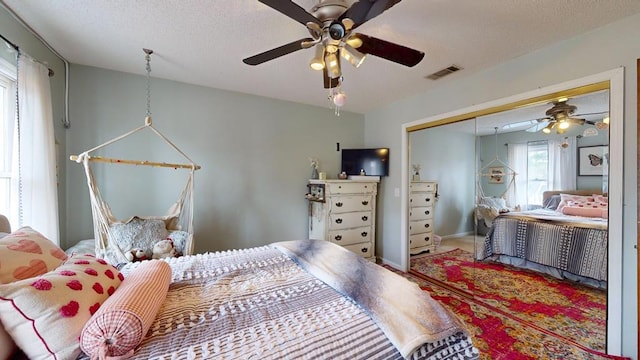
{"left": 242, "top": 0, "right": 425, "bottom": 89}
{"left": 524, "top": 99, "right": 608, "bottom": 134}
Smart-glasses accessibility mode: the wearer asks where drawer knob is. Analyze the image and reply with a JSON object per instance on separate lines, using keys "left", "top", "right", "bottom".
{"left": 334, "top": 235, "right": 342, "bottom": 241}
{"left": 361, "top": 248, "right": 368, "bottom": 253}
{"left": 425, "top": 198, "right": 431, "bottom": 202}
{"left": 424, "top": 210, "right": 430, "bottom": 215}
{"left": 335, "top": 218, "right": 343, "bottom": 224}
{"left": 336, "top": 202, "right": 343, "bottom": 207}
{"left": 361, "top": 215, "right": 368, "bottom": 221}
{"left": 361, "top": 232, "right": 368, "bottom": 237}
{"left": 425, "top": 236, "right": 430, "bottom": 241}
{"left": 361, "top": 200, "right": 369, "bottom": 206}
{"left": 424, "top": 223, "right": 430, "bottom": 228}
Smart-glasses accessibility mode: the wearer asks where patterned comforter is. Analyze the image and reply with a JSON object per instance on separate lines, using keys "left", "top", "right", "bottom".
{"left": 110, "top": 240, "right": 477, "bottom": 359}
{"left": 482, "top": 210, "right": 608, "bottom": 281}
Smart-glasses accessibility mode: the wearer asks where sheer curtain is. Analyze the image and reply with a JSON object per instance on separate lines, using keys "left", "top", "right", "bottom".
{"left": 548, "top": 136, "right": 576, "bottom": 191}
{"left": 10, "top": 54, "right": 59, "bottom": 244}
{"left": 506, "top": 143, "right": 527, "bottom": 209}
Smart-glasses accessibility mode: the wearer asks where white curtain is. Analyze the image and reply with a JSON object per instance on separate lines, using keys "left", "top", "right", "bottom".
{"left": 548, "top": 136, "right": 576, "bottom": 191}
{"left": 10, "top": 54, "right": 59, "bottom": 244}
{"left": 506, "top": 143, "right": 527, "bottom": 209}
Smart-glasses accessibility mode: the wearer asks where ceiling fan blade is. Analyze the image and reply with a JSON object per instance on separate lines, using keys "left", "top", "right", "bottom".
{"left": 351, "top": 33, "right": 424, "bottom": 67}
{"left": 243, "top": 38, "right": 314, "bottom": 65}
{"left": 526, "top": 118, "right": 551, "bottom": 132}
{"left": 574, "top": 111, "right": 609, "bottom": 117}
{"left": 339, "top": 0, "right": 402, "bottom": 30}
{"left": 258, "top": 0, "right": 322, "bottom": 26}
{"left": 323, "top": 67, "right": 339, "bottom": 89}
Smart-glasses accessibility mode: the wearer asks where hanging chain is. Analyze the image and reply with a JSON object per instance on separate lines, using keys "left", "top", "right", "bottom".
{"left": 144, "top": 48, "right": 153, "bottom": 118}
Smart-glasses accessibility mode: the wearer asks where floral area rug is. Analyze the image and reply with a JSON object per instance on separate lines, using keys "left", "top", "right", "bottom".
{"left": 384, "top": 248, "right": 628, "bottom": 360}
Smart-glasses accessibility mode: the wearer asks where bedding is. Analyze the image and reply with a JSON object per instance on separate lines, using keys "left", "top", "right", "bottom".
{"left": 76, "top": 239, "right": 477, "bottom": 359}
{"left": 481, "top": 208, "right": 608, "bottom": 284}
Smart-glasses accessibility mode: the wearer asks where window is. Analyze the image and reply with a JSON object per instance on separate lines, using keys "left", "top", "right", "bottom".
{"left": 0, "top": 58, "right": 16, "bottom": 223}
{"left": 526, "top": 141, "right": 548, "bottom": 205}
{"left": 508, "top": 140, "right": 549, "bottom": 209}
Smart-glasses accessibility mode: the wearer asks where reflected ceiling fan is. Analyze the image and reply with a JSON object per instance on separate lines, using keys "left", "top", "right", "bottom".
{"left": 524, "top": 98, "right": 608, "bottom": 134}
{"left": 242, "top": 0, "right": 425, "bottom": 89}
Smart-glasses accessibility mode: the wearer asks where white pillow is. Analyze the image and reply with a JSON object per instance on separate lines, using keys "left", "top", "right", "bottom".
{"left": 0, "top": 253, "right": 124, "bottom": 359}
{"left": 480, "top": 196, "right": 507, "bottom": 211}
{"left": 107, "top": 217, "right": 168, "bottom": 259}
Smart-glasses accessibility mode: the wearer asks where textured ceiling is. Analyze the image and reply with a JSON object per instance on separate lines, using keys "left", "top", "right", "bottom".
{"left": 2, "top": 0, "right": 640, "bottom": 114}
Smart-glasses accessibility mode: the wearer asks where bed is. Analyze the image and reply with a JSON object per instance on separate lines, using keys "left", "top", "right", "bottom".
{"left": 480, "top": 190, "right": 608, "bottom": 288}
{"left": 0, "top": 221, "right": 478, "bottom": 360}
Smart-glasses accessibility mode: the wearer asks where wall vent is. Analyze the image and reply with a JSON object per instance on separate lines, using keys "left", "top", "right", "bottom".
{"left": 425, "top": 65, "right": 462, "bottom": 80}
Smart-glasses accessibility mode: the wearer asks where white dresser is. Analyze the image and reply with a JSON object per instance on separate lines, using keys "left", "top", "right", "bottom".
{"left": 409, "top": 181, "right": 437, "bottom": 255}
{"left": 307, "top": 180, "right": 378, "bottom": 260}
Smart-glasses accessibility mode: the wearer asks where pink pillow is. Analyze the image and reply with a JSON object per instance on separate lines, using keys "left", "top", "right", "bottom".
{"left": 81, "top": 260, "right": 172, "bottom": 358}
{"left": 0, "top": 226, "right": 67, "bottom": 284}
{"left": 593, "top": 194, "right": 608, "bottom": 204}
{"left": 0, "top": 253, "right": 123, "bottom": 360}
{"left": 562, "top": 205, "right": 608, "bottom": 218}
{"left": 556, "top": 194, "right": 594, "bottom": 213}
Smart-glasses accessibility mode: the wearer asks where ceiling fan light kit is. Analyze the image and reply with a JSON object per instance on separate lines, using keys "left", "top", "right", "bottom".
{"left": 309, "top": 45, "right": 325, "bottom": 70}
{"left": 244, "top": 0, "right": 425, "bottom": 113}
{"left": 522, "top": 98, "right": 607, "bottom": 134}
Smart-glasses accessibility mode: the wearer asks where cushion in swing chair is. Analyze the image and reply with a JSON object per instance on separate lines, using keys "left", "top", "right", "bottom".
{"left": 106, "top": 216, "right": 189, "bottom": 264}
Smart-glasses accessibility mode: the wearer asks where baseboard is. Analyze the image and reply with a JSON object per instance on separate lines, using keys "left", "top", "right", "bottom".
{"left": 379, "top": 257, "right": 402, "bottom": 271}
{"left": 440, "top": 231, "right": 474, "bottom": 240}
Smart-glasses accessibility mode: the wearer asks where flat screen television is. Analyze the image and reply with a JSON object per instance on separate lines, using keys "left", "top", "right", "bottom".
{"left": 341, "top": 148, "right": 390, "bottom": 176}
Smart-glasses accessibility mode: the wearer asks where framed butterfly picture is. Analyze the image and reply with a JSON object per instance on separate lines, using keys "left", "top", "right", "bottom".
{"left": 578, "top": 145, "right": 609, "bottom": 176}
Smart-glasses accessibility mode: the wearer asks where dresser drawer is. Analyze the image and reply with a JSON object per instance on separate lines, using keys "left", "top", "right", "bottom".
{"left": 329, "top": 195, "right": 373, "bottom": 213}
{"left": 409, "top": 206, "right": 434, "bottom": 221}
{"left": 328, "top": 227, "right": 372, "bottom": 246}
{"left": 329, "top": 211, "right": 372, "bottom": 230}
{"left": 409, "top": 219, "right": 433, "bottom": 235}
{"left": 326, "top": 182, "right": 376, "bottom": 195}
{"left": 410, "top": 182, "right": 436, "bottom": 193}
{"left": 409, "top": 193, "right": 435, "bottom": 207}
{"left": 409, "top": 233, "right": 434, "bottom": 248}
{"left": 343, "top": 242, "right": 373, "bottom": 258}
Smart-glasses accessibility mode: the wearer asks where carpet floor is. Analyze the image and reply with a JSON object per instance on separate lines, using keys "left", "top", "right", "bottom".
{"left": 387, "top": 248, "right": 627, "bottom": 360}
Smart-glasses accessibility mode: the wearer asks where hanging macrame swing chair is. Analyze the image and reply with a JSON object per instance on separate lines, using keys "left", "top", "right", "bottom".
{"left": 71, "top": 49, "right": 201, "bottom": 264}
{"left": 476, "top": 128, "right": 519, "bottom": 226}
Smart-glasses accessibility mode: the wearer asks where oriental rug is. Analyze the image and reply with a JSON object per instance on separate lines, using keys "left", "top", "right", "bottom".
{"left": 385, "top": 248, "right": 627, "bottom": 360}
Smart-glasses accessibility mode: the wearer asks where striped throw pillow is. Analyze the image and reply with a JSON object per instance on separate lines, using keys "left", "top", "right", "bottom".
{"left": 80, "top": 259, "right": 172, "bottom": 358}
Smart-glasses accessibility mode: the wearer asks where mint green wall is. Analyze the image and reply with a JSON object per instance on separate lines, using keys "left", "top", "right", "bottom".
{"left": 409, "top": 121, "right": 476, "bottom": 236}
{"left": 366, "top": 13, "right": 639, "bottom": 358}
{"left": 66, "top": 65, "right": 364, "bottom": 253}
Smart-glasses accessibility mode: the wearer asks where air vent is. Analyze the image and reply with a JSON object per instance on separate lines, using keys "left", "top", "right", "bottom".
{"left": 425, "top": 65, "right": 462, "bottom": 80}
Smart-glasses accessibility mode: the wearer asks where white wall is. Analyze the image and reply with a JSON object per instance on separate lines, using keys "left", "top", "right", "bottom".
{"left": 366, "top": 13, "right": 639, "bottom": 358}
{"left": 66, "top": 64, "right": 365, "bottom": 253}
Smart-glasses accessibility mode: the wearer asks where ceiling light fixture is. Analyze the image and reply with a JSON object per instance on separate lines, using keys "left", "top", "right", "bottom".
{"left": 340, "top": 44, "right": 366, "bottom": 68}
{"left": 325, "top": 52, "right": 341, "bottom": 79}
{"left": 309, "top": 45, "right": 325, "bottom": 71}
{"left": 542, "top": 123, "right": 554, "bottom": 134}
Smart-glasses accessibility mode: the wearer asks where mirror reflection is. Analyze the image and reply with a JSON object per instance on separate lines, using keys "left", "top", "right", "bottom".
{"left": 407, "top": 88, "right": 609, "bottom": 354}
